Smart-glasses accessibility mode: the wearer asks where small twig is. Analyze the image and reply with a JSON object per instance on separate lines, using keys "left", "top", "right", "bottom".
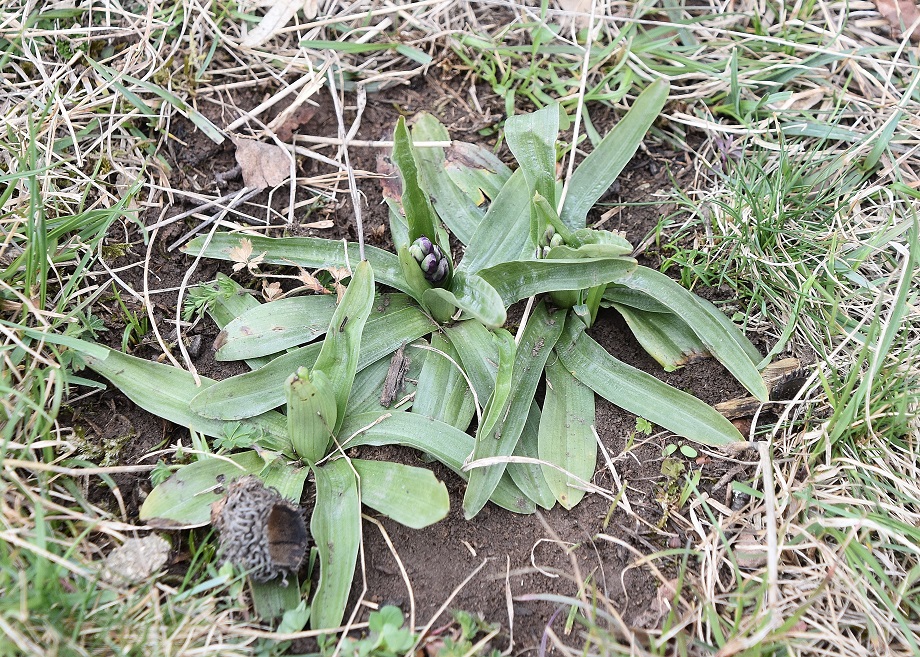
{"left": 166, "top": 187, "right": 261, "bottom": 252}
{"left": 327, "top": 65, "right": 366, "bottom": 261}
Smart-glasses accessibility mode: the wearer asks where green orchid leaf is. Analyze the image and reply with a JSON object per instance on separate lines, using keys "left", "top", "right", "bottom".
{"left": 338, "top": 412, "right": 535, "bottom": 515}
{"left": 560, "top": 78, "right": 669, "bottom": 230}
{"left": 444, "top": 140, "right": 513, "bottom": 202}
{"left": 182, "top": 234, "right": 410, "bottom": 295}
{"left": 205, "top": 274, "right": 275, "bottom": 369}
{"left": 411, "top": 113, "right": 483, "bottom": 244}
{"left": 505, "top": 103, "right": 559, "bottom": 209}
{"left": 310, "top": 459, "right": 361, "bottom": 631}
{"left": 190, "top": 303, "right": 435, "bottom": 420}
{"left": 572, "top": 228, "right": 634, "bottom": 253}
{"left": 478, "top": 256, "right": 637, "bottom": 307}
{"left": 539, "top": 359, "right": 596, "bottom": 509}
{"left": 423, "top": 271, "right": 506, "bottom": 329}
{"left": 464, "top": 303, "right": 565, "bottom": 519}
{"left": 73, "top": 341, "right": 292, "bottom": 455}
{"left": 413, "top": 333, "right": 475, "bottom": 431}
{"left": 457, "top": 170, "right": 535, "bottom": 275}
{"left": 443, "top": 320, "right": 499, "bottom": 403}
{"left": 618, "top": 266, "right": 767, "bottom": 400}
{"left": 392, "top": 116, "right": 448, "bottom": 250}
{"left": 353, "top": 458, "right": 449, "bottom": 529}
{"left": 312, "top": 261, "right": 376, "bottom": 431}
{"left": 286, "top": 367, "right": 337, "bottom": 464}
{"left": 555, "top": 317, "right": 746, "bottom": 446}
{"left": 215, "top": 294, "right": 338, "bottom": 360}
{"left": 347, "top": 342, "right": 427, "bottom": 414}
{"left": 611, "top": 302, "right": 708, "bottom": 372}
{"left": 509, "top": 401, "right": 557, "bottom": 510}
{"left": 140, "top": 451, "right": 266, "bottom": 527}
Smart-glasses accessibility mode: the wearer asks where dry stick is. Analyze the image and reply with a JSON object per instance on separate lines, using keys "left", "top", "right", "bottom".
{"left": 293, "top": 135, "right": 451, "bottom": 148}
{"left": 327, "top": 65, "right": 366, "bottom": 261}
{"left": 166, "top": 187, "right": 262, "bottom": 251}
{"left": 0, "top": 459, "right": 157, "bottom": 476}
{"left": 146, "top": 188, "right": 258, "bottom": 231}
{"left": 143, "top": 227, "right": 184, "bottom": 370}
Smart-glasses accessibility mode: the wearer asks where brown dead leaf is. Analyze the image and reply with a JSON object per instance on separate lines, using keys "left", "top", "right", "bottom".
{"left": 262, "top": 280, "right": 283, "bottom": 301}
{"left": 873, "top": 0, "right": 920, "bottom": 42}
{"left": 229, "top": 237, "right": 266, "bottom": 273}
{"left": 231, "top": 136, "right": 290, "bottom": 189}
{"left": 274, "top": 104, "right": 317, "bottom": 142}
{"left": 297, "top": 269, "right": 331, "bottom": 294}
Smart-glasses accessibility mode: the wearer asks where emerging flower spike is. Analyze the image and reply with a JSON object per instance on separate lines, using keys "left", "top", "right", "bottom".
{"left": 409, "top": 235, "right": 449, "bottom": 284}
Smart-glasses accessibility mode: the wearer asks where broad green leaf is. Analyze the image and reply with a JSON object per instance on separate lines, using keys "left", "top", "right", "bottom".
{"left": 313, "top": 261, "right": 376, "bottom": 430}
{"left": 617, "top": 266, "right": 767, "bottom": 400}
{"left": 412, "top": 333, "right": 475, "bottom": 430}
{"left": 339, "top": 412, "right": 535, "bottom": 514}
{"left": 612, "top": 303, "right": 708, "bottom": 372}
{"left": 411, "top": 113, "right": 483, "bottom": 244}
{"left": 287, "top": 367, "right": 337, "bottom": 464}
{"left": 251, "top": 579, "right": 303, "bottom": 622}
{"left": 310, "top": 460, "right": 361, "bottom": 631}
{"left": 474, "top": 329, "right": 516, "bottom": 445}
{"left": 443, "top": 320, "right": 499, "bottom": 403}
{"left": 505, "top": 103, "right": 559, "bottom": 209}
{"left": 182, "top": 234, "right": 410, "bottom": 295}
{"left": 191, "top": 303, "right": 436, "bottom": 420}
{"left": 444, "top": 141, "right": 513, "bottom": 202}
{"left": 347, "top": 343, "right": 428, "bottom": 414}
{"left": 509, "top": 402, "right": 556, "bottom": 510}
{"left": 555, "top": 317, "right": 745, "bottom": 446}
{"left": 215, "top": 294, "right": 338, "bottom": 360}
{"left": 140, "top": 451, "right": 266, "bottom": 527}
{"left": 353, "top": 458, "right": 449, "bottom": 529}
{"left": 392, "top": 117, "right": 447, "bottom": 250}
{"left": 423, "top": 271, "right": 506, "bottom": 329}
{"left": 397, "top": 244, "right": 435, "bottom": 304}
{"left": 206, "top": 274, "right": 274, "bottom": 369}
{"left": 539, "top": 360, "right": 596, "bottom": 509}
{"left": 602, "top": 286, "right": 671, "bottom": 313}
{"left": 75, "top": 342, "right": 293, "bottom": 455}
{"left": 478, "top": 256, "right": 637, "bottom": 307}
{"left": 464, "top": 303, "right": 565, "bottom": 519}
{"left": 261, "top": 460, "right": 311, "bottom": 502}
{"left": 560, "top": 78, "right": 669, "bottom": 229}
{"left": 457, "top": 170, "right": 534, "bottom": 275}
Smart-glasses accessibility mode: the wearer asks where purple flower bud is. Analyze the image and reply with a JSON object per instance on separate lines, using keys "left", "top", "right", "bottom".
{"left": 408, "top": 243, "right": 425, "bottom": 262}
{"left": 430, "top": 258, "right": 449, "bottom": 283}
{"left": 415, "top": 236, "right": 433, "bottom": 255}
{"left": 421, "top": 253, "right": 439, "bottom": 274}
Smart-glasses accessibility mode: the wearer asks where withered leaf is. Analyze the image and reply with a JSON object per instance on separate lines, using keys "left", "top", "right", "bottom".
{"left": 232, "top": 136, "right": 290, "bottom": 190}
{"left": 873, "top": 0, "right": 920, "bottom": 42}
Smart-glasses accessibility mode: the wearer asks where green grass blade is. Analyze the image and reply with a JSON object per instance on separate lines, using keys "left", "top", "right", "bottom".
{"left": 139, "top": 451, "right": 266, "bottom": 527}
{"left": 340, "top": 412, "right": 535, "bottom": 514}
{"left": 611, "top": 303, "right": 707, "bottom": 372}
{"left": 560, "top": 79, "right": 669, "bottom": 229}
{"left": 505, "top": 103, "right": 559, "bottom": 208}
{"left": 539, "top": 360, "right": 596, "bottom": 509}
{"left": 555, "top": 317, "right": 745, "bottom": 446}
{"left": 75, "top": 341, "right": 293, "bottom": 455}
{"left": 412, "top": 333, "right": 475, "bottom": 430}
{"left": 411, "top": 113, "right": 483, "bottom": 244}
{"left": 352, "top": 459, "right": 449, "bottom": 529}
{"left": 215, "top": 294, "right": 338, "bottom": 360}
{"left": 443, "top": 320, "right": 499, "bottom": 403}
{"left": 300, "top": 40, "right": 431, "bottom": 65}
{"left": 457, "top": 169, "right": 535, "bottom": 275}
{"left": 190, "top": 304, "right": 435, "bottom": 420}
{"left": 423, "top": 271, "right": 506, "bottom": 328}
{"left": 310, "top": 460, "right": 361, "bottom": 631}
{"left": 313, "top": 261, "right": 375, "bottom": 431}
{"left": 478, "top": 256, "right": 637, "bottom": 307}
{"left": 182, "top": 234, "right": 410, "bottom": 295}
{"left": 618, "top": 266, "right": 767, "bottom": 400}
{"left": 464, "top": 303, "right": 565, "bottom": 519}
{"left": 509, "top": 402, "right": 557, "bottom": 510}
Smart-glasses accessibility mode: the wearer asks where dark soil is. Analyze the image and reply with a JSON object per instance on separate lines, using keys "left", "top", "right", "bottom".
{"left": 70, "top": 71, "right": 757, "bottom": 649}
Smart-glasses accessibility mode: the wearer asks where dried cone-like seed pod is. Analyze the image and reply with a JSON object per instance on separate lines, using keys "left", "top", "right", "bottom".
{"left": 211, "top": 475, "right": 308, "bottom": 584}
